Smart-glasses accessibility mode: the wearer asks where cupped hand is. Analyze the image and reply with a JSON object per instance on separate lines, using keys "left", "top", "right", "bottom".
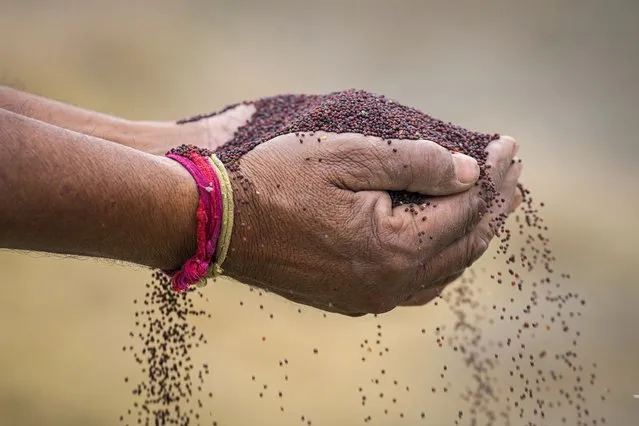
{"left": 221, "top": 132, "right": 521, "bottom": 315}
{"left": 0, "top": 88, "right": 522, "bottom": 314}
{"left": 139, "top": 104, "right": 256, "bottom": 155}
{"left": 400, "top": 137, "right": 522, "bottom": 306}
{"left": 33, "top": 95, "right": 521, "bottom": 314}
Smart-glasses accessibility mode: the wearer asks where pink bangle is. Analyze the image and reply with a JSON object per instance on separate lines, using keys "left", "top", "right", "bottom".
{"left": 164, "top": 147, "right": 222, "bottom": 292}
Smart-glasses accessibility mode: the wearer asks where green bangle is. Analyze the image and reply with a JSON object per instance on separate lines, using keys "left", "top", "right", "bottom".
{"left": 207, "top": 154, "right": 234, "bottom": 278}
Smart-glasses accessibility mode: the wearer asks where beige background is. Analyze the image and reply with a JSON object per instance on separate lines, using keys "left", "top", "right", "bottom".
{"left": 1, "top": 0, "right": 638, "bottom": 425}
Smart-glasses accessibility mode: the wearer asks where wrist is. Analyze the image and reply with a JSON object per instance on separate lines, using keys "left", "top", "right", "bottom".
{"left": 161, "top": 147, "right": 236, "bottom": 291}
{"left": 153, "top": 156, "right": 199, "bottom": 270}
{"left": 217, "top": 164, "right": 267, "bottom": 288}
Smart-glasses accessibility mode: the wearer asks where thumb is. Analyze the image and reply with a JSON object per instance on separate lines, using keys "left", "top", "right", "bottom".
{"left": 325, "top": 133, "right": 480, "bottom": 196}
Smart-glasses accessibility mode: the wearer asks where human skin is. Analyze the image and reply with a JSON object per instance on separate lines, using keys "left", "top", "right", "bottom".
{"left": 0, "top": 108, "right": 199, "bottom": 270}
{"left": 0, "top": 85, "right": 254, "bottom": 154}
{"left": 0, "top": 87, "right": 521, "bottom": 314}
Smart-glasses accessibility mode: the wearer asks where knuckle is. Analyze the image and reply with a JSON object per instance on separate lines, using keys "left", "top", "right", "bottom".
{"left": 418, "top": 142, "right": 455, "bottom": 192}
{"left": 328, "top": 136, "right": 393, "bottom": 183}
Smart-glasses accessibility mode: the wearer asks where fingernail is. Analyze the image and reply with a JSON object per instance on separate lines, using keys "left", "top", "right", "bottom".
{"left": 452, "top": 153, "right": 480, "bottom": 184}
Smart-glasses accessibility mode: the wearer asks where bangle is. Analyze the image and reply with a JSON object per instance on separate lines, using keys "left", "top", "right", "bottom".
{"left": 164, "top": 147, "right": 222, "bottom": 292}
{"left": 208, "top": 154, "right": 234, "bottom": 277}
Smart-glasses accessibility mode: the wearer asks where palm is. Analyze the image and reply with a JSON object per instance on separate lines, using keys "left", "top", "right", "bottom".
{"left": 140, "top": 104, "right": 256, "bottom": 156}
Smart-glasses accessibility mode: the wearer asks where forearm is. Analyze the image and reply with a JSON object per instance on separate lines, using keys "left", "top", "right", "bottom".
{"left": 0, "top": 86, "right": 252, "bottom": 155}
{"left": 0, "top": 85, "right": 201, "bottom": 153}
{"left": 0, "top": 108, "right": 197, "bottom": 270}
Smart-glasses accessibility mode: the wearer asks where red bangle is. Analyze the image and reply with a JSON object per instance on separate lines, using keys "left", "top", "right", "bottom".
{"left": 164, "top": 147, "right": 222, "bottom": 292}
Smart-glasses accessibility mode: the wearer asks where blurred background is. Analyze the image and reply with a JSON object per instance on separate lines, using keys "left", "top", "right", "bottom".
{"left": 1, "top": 0, "right": 637, "bottom": 425}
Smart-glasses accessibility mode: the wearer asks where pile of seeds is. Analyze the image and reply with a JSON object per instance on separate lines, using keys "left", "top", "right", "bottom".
{"left": 123, "top": 89, "right": 606, "bottom": 425}
{"left": 180, "top": 89, "right": 499, "bottom": 207}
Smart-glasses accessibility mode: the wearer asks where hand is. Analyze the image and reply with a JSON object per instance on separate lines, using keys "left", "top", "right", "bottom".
{"left": 1, "top": 88, "right": 522, "bottom": 315}
{"left": 400, "top": 138, "right": 522, "bottom": 306}
{"left": 221, "top": 132, "right": 521, "bottom": 315}
{"left": 136, "top": 104, "right": 256, "bottom": 155}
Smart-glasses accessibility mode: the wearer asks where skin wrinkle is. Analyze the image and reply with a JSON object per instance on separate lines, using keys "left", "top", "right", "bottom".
{"left": 431, "top": 144, "right": 458, "bottom": 194}
{"left": 334, "top": 147, "right": 386, "bottom": 191}
{"left": 334, "top": 137, "right": 377, "bottom": 179}
{"left": 365, "top": 138, "right": 395, "bottom": 187}
{"left": 341, "top": 155, "right": 375, "bottom": 191}
{"left": 367, "top": 194, "right": 386, "bottom": 256}
{"left": 404, "top": 141, "right": 421, "bottom": 192}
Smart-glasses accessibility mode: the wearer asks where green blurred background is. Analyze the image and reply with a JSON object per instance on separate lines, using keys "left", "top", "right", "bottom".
{"left": 1, "top": 0, "right": 637, "bottom": 425}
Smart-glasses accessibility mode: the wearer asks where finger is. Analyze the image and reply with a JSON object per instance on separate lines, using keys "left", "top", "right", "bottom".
{"left": 485, "top": 158, "right": 524, "bottom": 231}
{"left": 418, "top": 161, "right": 523, "bottom": 285}
{"left": 377, "top": 136, "right": 519, "bottom": 252}
{"left": 323, "top": 133, "right": 481, "bottom": 196}
{"left": 482, "top": 135, "right": 519, "bottom": 195}
{"left": 511, "top": 181, "right": 524, "bottom": 213}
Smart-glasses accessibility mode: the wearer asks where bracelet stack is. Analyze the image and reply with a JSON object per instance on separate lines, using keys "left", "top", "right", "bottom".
{"left": 164, "top": 145, "right": 234, "bottom": 292}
